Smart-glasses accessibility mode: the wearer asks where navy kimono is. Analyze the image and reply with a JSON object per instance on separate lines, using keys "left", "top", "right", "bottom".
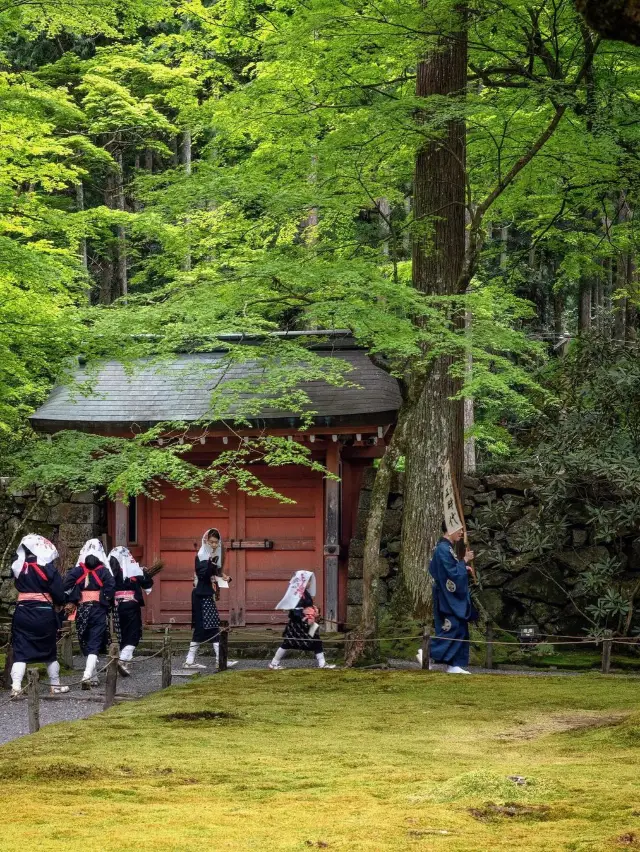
{"left": 111, "top": 559, "right": 154, "bottom": 649}
{"left": 429, "top": 538, "right": 473, "bottom": 668}
{"left": 11, "top": 551, "right": 65, "bottom": 663}
{"left": 64, "top": 557, "right": 115, "bottom": 655}
{"left": 281, "top": 589, "right": 322, "bottom": 654}
{"left": 191, "top": 556, "right": 222, "bottom": 643}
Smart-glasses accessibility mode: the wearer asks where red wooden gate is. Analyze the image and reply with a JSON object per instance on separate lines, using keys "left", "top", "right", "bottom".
{"left": 144, "top": 466, "right": 324, "bottom": 626}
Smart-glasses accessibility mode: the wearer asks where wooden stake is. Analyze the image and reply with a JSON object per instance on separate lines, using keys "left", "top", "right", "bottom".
{"left": 59, "top": 622, "right": 73, "bottom": 670}
{"left": 421, "top": 625, "right": 431, "bottom": 671}
{"left": 27, "top": 669, "right": 40, "bottom": 733}
{"left": 218, "top": 622, "right": 228, "bottom": 672}
{"left": 104, "top": 642, "right": 119, "bottom": 710}
{"left": 485, "top": 623, "right": 494, "bottom": 670}
{"left": 162, "top": 628, "right": 172, "bottom": 688}
{"left": 601, "top": 634, "right": 612, "bottom": 674}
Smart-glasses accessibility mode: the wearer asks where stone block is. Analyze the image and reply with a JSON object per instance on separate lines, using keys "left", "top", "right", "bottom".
{"left": 389, "top": 495, "right": 403, "bottom": 511}
{"left": 58, "top": 522, "right": 99, "bottom": 545}
{"left": 362, "top": 467, "right": 377, "bottom": 490}
{"left": 346, "top": 605, "right": 362, "bottom": 627}
{"left": 463, "top": 475, "right": 481, "bottom": 490}
{"left": 378, "top": 556, "right": 390, "bottom": 578}
{"left": 70, "top": 490, "right": 97, "bottom": 504}
{"left": 358, "top": 490, "right": 371, "bottom": 512}
{"left": 381, "top": 509, "right": 402, "bottom": 540}
{"left": 48, "top": 503, "right": 101, "bottom": 526}
{"left": 572, "top": 528, "right": 589, "bottom": 548}
{"left": 554, "top": 546, "right": 609, "bottom": 572}
{"left": 385, "top": 539, "right": 401, "bottom": 555}
{"left": 0, "top": 580, "right": 17, "bottom": 604}
{"left": 474, "top": 490, "right": 497, "bottom": 505}
{"left": 347, "top": 579, "right": 363, "bottom": 606}
{"left": 484, "top": 474, "right": 534, "bottom": 493}
{"left": 349, "top": 539, "right": 364, "bottom": 558}
{"left": 348, "top": 557, "right": 363, "bottom": 579}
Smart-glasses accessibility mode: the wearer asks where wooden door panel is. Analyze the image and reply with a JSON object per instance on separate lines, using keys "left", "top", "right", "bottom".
{"left": 146, "top": 465, "right": 324, "bottom": 626}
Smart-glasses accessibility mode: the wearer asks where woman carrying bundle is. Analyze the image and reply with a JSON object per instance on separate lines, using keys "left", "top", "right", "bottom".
{"left": 108, "top": 546, "right": 157, "bottom": 676}
{"left": 9, "top": 534, "right": 69, "bottom": 698}
{"left": 184, "top": 528, "right": 237, "bottom": 670}
{"left": 63, "top": 538, "right": 115, "bottom": 689}
{"left": 269, "top": 571, "right": 335, "bottom": 670}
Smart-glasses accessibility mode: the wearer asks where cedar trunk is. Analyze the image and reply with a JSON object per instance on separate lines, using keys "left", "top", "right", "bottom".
{"left": 401, "top": 26, "right": 467, "bottom": 610}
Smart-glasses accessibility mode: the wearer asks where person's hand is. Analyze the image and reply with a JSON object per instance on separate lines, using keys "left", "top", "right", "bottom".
{"left": 222, "top": 573, "right": 231, "bottom": 582}
{"left": 464, "top": 549, "right": 474, "bottom": 564}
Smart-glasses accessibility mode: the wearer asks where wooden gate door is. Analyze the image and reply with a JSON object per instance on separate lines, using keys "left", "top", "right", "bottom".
{"left": 235, "top": 467, "right": 324, "bottom": 627}
{"left": 146, "top": 467, "right": 324, "bottom": 626}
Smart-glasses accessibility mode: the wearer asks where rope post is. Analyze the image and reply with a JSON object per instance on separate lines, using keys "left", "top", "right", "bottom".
{"left": 27, "top": 669, "right": 40, "bottom": 733}
{"left": 3, "top": 644, "right": 14, "bottom": 690}
{"left": 485, "top": 623, "right": 494, "bottom": 670}
{"left": 104, "top": 642, "right": 119, "bottom": 710}
{"left": 59, "top": 621, "right": 73, "bottom": 670}
{"left": 162, "top": 627, "right": 172, "bottom": 689}
{"left": 601, "top": 633, "right": 613, "bottom": 674}
{"left": 421, "top": 625, "right": 431, "bottom": 671}
{"left": 218, "top": 621, "right": 229, "bottom": 672}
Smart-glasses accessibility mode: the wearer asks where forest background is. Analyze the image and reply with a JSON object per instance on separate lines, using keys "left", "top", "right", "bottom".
{"left": 2, "top": 0, "right": 640, "bottom": 641}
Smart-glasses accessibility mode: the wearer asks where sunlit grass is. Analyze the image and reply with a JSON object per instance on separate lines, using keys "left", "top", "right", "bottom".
{"left": 1, "top": 670, "right": 640, "bottom": 850}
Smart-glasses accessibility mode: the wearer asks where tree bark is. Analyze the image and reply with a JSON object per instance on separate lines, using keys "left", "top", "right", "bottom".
{"left": 182, "top": 130, "right": 192, "bottom": 272}
{"left": 75, "top": 182, "right": 88, "bottom": 273}
{"left": 115, "top": 145, "right": 127, "bottom": 299}
{"left": 401, "top": 21, "right": 467, "bottom": 609}
{"left": 575, "top": 0, "right": 640, "bottom": 47}
{"left": 578, "top": 280, "right": 592, "bottom": 333}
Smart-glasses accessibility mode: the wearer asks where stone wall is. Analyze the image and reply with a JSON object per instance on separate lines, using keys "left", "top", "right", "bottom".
{"left": 0, "top": 479, "right": 106, "bottom": 612}
{"left": 347, "top": 468, "right": 635, "bottom": 633}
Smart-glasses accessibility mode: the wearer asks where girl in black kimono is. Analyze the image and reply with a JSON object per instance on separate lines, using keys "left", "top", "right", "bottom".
{"left": 269, "top": 571, "right": 335, "bottom": 670}
{"left": 64, "top": 538, "right": 115, "bottom": 689}
{"left": 108, "top": 546, "right": 154, "bottom": 676}
{"left": 9, "top": 534, "right": 69, "bottom": 697}
{"left": 184, "top": 528, "right": 236, "bottom": 669}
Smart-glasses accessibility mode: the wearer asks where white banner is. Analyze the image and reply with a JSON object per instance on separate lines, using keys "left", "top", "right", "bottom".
{"left": 443, "top": 459, "right": 463, "bottom": 534}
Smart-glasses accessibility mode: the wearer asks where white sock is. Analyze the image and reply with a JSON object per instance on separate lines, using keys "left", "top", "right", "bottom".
{"left": 316, "top": 652, "right": 326, "bottom": 668}
{"left": 186, "top": 642, "right": 200, "bottom": 665}
{"left": 120, "top": 645, "right": 135, "bottom": 662}
{"left": 46, "top": 661, "right": 60, "bottom": 686}
{"left": 213, "top": 641, "right": 220, "bottom": 662}
{"left": 83, "top": 654, "right": 98, "bottom": 680}
{"left": 271, "top": 647, "right": 286, "bottom": 665}
{"left": 10, "top": 662, "right": 26, "bottom": 691}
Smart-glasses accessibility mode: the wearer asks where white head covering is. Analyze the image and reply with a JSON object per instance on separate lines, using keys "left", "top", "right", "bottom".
{"left": 108, "top": 546, "right": 144, "bottom": 580}
{"left": 275, "top": 571, "right": 316, "bottom": 611}
{"left": 197, "top": 528, "right": 223, "bottom": 568}
{"left": 77, "top": 538, "right": 111, "bottom": 573}
{"left": 11, "top": 534, "right": 58, "bottom": 579}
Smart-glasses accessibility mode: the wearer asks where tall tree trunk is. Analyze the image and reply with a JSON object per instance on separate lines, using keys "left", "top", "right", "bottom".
{"left": 75, "top": 182, "right": 88, "bottom": 274}
{"left": 182, "top": 129, "right": 192, "bottom": 272}
{"left": 115, "top": 146, "right": 127, "bottom": 300}
{"left": 578, "top": 280, "right": 592, "bottom": 333}
{"left": 402, "top": 19, "right": 467, "bottom": 610}
{"left": 348, "top": 417, "right": 407, "bottom": 663}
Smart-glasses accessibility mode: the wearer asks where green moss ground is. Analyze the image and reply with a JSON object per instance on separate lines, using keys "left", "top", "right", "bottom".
{"left": 1, "top": 670, "right": 640, "bottom": 851}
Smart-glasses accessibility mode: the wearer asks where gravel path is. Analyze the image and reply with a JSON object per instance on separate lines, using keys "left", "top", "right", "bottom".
{"left": 0, "top": 653, "right": 635, "bottom": 745}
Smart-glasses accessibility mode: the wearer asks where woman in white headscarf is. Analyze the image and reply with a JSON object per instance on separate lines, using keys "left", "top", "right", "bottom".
{"left": 9, "top": 534, "right": 69, "bottom": 697}
{"left": 269, "top": 571, "right": 335, "bottom": 670}
{"left": 63, "top": 539, "right": 115, "bottom": 689}
{"left": 108, "top": 546, "right": 155, "bottom": 676}
{"left": 184, "top": 528, "right": 237, "bottom": 670}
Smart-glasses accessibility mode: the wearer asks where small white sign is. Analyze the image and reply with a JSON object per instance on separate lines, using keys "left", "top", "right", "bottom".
{"left": 442, "top": 460, "right": 463, "bottom": 534}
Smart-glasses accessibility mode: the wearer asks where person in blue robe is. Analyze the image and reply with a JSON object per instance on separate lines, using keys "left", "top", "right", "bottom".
{"left": 419, "top": 526, "right": 475, "bottom": 674}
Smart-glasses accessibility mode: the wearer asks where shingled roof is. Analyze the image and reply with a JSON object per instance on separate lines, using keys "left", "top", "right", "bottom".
{"left": 30, "top": 340, "right": 402, "bottom": 434}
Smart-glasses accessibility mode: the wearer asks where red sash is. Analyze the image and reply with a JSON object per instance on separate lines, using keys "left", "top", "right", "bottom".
{"left": 75, "top": 562, "right": 104, "bottom": 588}
{"left": 22, "top": 560, "right": 48, "bottom": 582}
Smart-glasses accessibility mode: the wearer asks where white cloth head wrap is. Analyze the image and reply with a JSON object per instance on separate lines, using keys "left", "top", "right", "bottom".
{"left": 197, "top": 528, "right": 223, "bottom": 568}
{"left": 11, "top": 534, "right": 58, "bottom": 579}
{"left": 108, "top": 546, "right": 143, "bottom": 580}
{"left": 275, "top": 571, "right": 316, "bottom": 611}
{"left": 77, "top": 538, "right": 111, "bottom": 573}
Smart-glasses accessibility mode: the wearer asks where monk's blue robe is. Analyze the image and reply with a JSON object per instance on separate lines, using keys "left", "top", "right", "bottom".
{"left": 429, "top": 538, "right": 473, "bottom": 667}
